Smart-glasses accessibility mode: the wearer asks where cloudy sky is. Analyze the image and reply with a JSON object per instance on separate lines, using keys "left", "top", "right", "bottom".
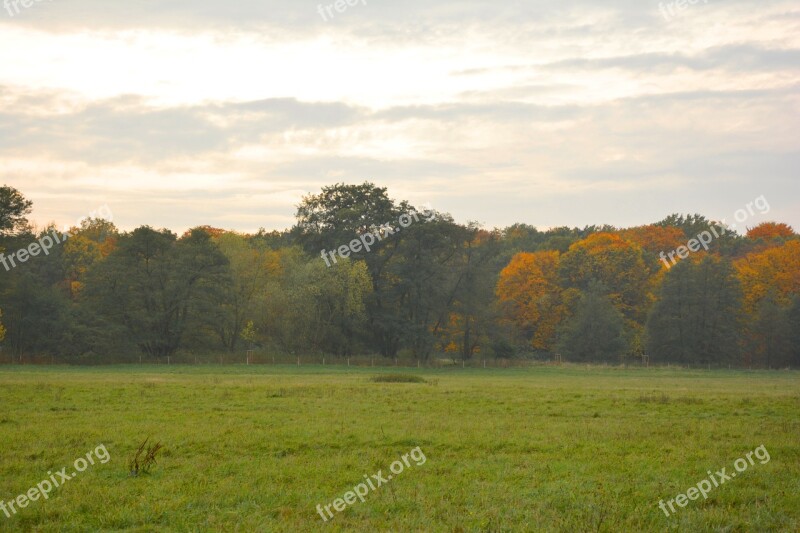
{"left": 1, "top": 0, "right": 798, "bottom": 234}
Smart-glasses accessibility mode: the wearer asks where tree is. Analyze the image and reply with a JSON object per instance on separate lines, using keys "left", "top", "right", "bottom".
{"left": 556, "top": 281, "right": 629, "bottom": 362}
{"left": 655, "top": 213, "right": 716, "bottom": 240}
{"left": 83, "top": 227, "right": 230, "bottom": 358}
{"left": 558, "top": 232, "right": 652, "bottom": 327}
{"left": 0, "top": 269, "right": 72, "bottom": 359}
{"left": 734, "top": 241, "right": 800, "bottom": 367}
{"left": 293, "top": 182, "right": 404, "bottom": 356}
{"left": 61, "top": 219, "right": 118, "bottom": 298}
{"left": 748, "top": 292, "right": 792, "bottom": 368}
{"left": 437, "top": 227, "right": 502, "bottom": 361}
{"left": 619, "top": 225, "right": 686, "bottom": 255}
{"left": 735, "top": 240, "right": 800, "bottom": 312}
{"left": 293, "top": 182, "right": 400, "bottom": 255}
{"left": 387, "top": 216, "right": 471, "bottom": 360}
{"left": 788, "top": 297, "right": 800, "bottom": 367}
{"left": 0, "top": 185, "right": 32, "bottom": 237}
{"left": 262, "top": 253, "right": 372, "bottom": 356}
{"left": 496, "top": 250, "right": 564, "bottom": 351}
{"left": 646, "top": 257, "right": 743, "bottom": 365}
{"left": 209, "top": 232, "right": 281, "bottom": 352}
{"left": 746, "top": 222, "right": 795, "bottom": 241}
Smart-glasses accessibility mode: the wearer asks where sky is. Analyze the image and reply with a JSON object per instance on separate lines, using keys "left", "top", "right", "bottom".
{"left": 1, "top": 0, "right": 798, "bottom": 235}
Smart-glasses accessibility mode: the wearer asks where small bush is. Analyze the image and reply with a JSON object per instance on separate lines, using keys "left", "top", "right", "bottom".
{"left": 371, "top": 374, "right": 426, "bottom": 384}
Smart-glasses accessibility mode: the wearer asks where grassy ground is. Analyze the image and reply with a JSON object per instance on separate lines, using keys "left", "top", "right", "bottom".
{"left": 0, "top": 364, "right": 798, "bottom": 532}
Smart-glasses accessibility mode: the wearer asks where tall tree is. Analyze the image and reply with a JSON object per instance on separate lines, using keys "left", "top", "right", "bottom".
{"left": 556, "top": 281, "right": 629, "bottom": 362}
{"left": 748, "top": 292, "right": 792, "bottom": 368}
{"left": 788, "top": 297, "right": 800, "bottom": 367}
{"left": 262, "top": 252, "right": 372, "bottom": 356}
{"left": 558, "top": 232, "right": 653, "bottom": 340}
{"left": 83, "top": 227, "right": 230, "bottom": 358}
{"left": 496, "top": 250, "right": 564, "bottom": 351}
{"left": 207, "top": 232, "right": 282, "bottom": 352}
{"left": 0, "top": 185, "right": 32, "bottom": 237}
{"left": 646, "top": 256, "right": 743, "bottom": 365}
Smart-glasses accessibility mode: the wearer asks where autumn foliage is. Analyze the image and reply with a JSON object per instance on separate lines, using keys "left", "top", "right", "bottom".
{"left": 2, "top": 182, "right": 799, "bottom": 367}
{"left": 746, "top": 222, "right": 795, "bottom": 241}
{"left": 496, "top": 251, "right": 563, "bottom": 350}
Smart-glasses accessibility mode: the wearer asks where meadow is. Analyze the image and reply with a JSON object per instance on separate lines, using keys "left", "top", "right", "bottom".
{"left": 0, "top": 365, "right": 798, "bottom": 532}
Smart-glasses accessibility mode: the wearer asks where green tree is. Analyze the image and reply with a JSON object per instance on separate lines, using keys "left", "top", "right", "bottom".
{"left": 293, "top": 182, "right": 438, "bottom": 357}
{"left": 556, "top": 281, "right": 629, "bottom": 362}
{"left": 748, "top": 291, "right": 793, "bottom": 368}
{"left": 788, "top": 297, "right": 800, "bottom": 367}
{"left": 385, "top": 215, "right": 469, "bottom": 360}
{"left": 83, "top": 227, "right": 230, "bottom": 358}
{"left": 294, "top": 182, "right": 401, "bottom": 255}
{"left": 0, "top": 185, "right": 32, "bottom": 237}
{"left": 646, "top": 257, "right": 743, "bottom": 365}
{"left": 263, "top": 252, "right": 372, "bottom": 356}
{"left": 208, "top": 232, "right": 281, "bottom": 352}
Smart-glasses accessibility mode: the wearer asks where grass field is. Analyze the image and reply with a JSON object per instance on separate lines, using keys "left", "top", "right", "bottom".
{"left": 0, "top": 365, "right": 798, "bottom": 532}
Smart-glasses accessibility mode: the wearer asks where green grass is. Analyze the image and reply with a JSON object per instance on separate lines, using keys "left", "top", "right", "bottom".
{"left": 0, "top": 364, "right": 798, "bottom": 532}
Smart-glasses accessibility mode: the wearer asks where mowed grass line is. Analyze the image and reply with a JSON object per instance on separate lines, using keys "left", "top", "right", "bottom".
{"left": 0, "top": 365, "right": 798, "bottom": 532}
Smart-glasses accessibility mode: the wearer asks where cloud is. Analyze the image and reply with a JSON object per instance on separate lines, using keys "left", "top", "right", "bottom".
{"left": 0, "top": 0, "right": 798, "bottom": 233}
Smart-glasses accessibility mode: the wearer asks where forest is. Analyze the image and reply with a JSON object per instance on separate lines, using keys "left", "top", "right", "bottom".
{"left": 1, "top": 182, "right": 798, "bottom": 367}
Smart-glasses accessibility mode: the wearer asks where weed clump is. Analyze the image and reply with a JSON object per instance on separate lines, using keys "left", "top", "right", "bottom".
{"left": 128, "top": 438, "right": 163, "bottom": 476}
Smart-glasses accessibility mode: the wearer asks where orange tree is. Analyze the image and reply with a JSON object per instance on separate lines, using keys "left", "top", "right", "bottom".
{"left": 558, "top": 232, "right": 654, "bottom": 354}
{"left": 496, "top": 250, "right": 564, "bottom": 351}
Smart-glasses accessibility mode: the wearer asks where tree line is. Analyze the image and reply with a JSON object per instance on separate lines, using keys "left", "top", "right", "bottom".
{"left": 1, "top": 183, "right": 798, "bottom": 367}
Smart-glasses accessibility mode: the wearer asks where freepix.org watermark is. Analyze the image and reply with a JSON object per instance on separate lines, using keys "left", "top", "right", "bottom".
{"left": 320, "top": 205, "right": 436, "bottom": 267}
{"left": 4, "top": 0, "right": 52, "bottom": 18}
{"left": 1, "top": 444, "right": 111, "bottom": 520}
{"left": 317, "top": 0, "right": 366, "bottom": 22}
{"left": 659, "top": 195, "right": 769, "bottom": 269}
{"left": 0, "top": 204, "right": 112, "bottom": 273}
{"left": 659, "top": 0, "right": 708, "bottom": 22}
{"left": 658, "top": 444, "right": 770, "bottom": 517}
{"left": 316, "top": 446, "right": 427, "bottom": 522}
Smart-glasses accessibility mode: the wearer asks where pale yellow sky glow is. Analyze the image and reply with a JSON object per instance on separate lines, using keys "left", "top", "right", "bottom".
{"left": 1, "top": 1, "right": 798, "bottom": 234}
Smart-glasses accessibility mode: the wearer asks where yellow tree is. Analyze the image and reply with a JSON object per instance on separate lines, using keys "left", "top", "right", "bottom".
{"left": 558, "top": 232, "right": 654, "bottom": 354}
{"left": 734, "top": 240, "right": 800, "bottom": 366}
{"left": 559, "top": 233, "right": 652, "bottom": 320}
{"left": 62, "top": 219, "right": 118, "bottom": 298}
{"left": 496, "top": 251, "right": 564, "bottom": 351}
{"left": 735, "top": 240, "right": 800, "bottom": 311}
